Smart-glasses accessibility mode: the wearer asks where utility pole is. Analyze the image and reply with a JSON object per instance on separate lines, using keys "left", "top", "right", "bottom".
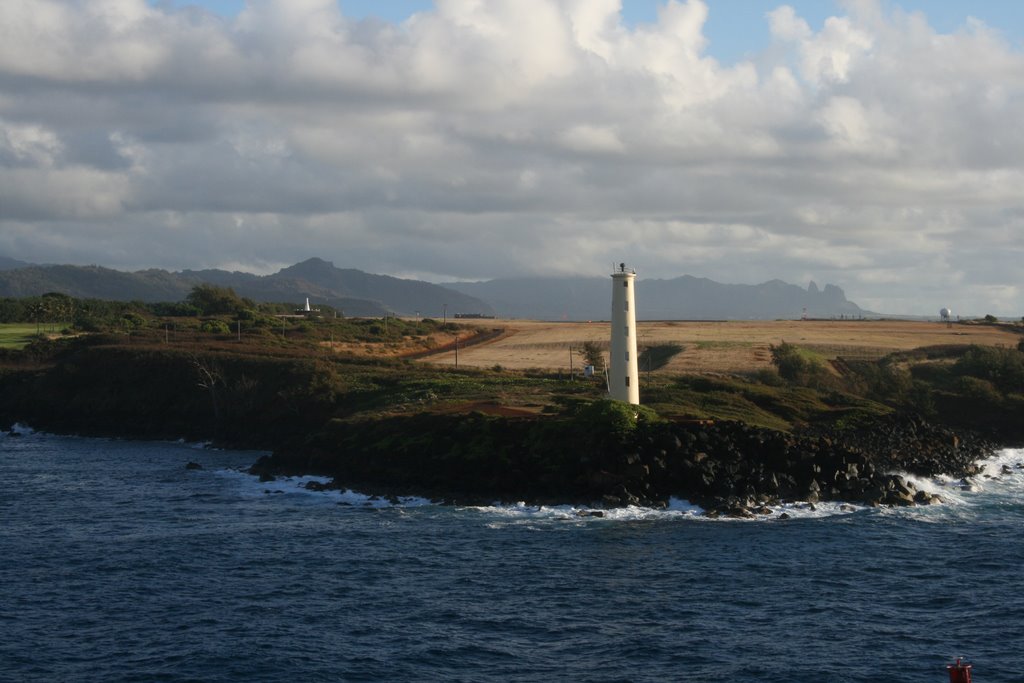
{"left": 443, "top": 303, "right": 447, "bottom": 325}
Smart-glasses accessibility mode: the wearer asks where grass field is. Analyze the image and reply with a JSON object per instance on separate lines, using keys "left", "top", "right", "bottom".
{"left": 419, "top": 318, "right": 1024, "bottom": 375}
{"left": 0, "top": 324, "right": 41, "bottom": 349}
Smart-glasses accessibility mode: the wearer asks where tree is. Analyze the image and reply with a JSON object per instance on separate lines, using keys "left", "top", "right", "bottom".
{"left": 581, "top": 341, "right": 605, "bottom": 372}
{"left": 185, "top": 284, "right": 250, "bottom": 316}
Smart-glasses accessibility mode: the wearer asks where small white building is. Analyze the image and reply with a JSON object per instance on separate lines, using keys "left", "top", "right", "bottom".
{"left": 609, "top": 263, "right": 640, "bottom": 404}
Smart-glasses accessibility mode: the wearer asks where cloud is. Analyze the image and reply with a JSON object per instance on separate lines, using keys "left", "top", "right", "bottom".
{"left": 0, "top": 0, "right": 1022, "bottom": 315}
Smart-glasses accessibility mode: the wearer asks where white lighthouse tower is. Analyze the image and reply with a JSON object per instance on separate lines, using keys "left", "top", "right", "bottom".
{"left": 609, "top": 263, "right": 640, "bottom": 404}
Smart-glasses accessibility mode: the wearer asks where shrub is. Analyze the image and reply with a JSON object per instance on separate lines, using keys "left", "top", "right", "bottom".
{"left": 751, "top": 368, "right": 784, "bottom": 387}
{"left": 571, "top": 399, "right": 661, "bottom": 443}
{"left": 955, "top": 376, "right": 1002, "bottom": 404}
{"left": 121, "top": 312, "right": 147, "bottom": 330}
{"left": 770, "top": 342, "right": 806, "bottom": 381}
{"left": 954, "top": 345, "right": 1024, "bottom": 393}
{"left": 200, "top": 320, "right": 231, "bottom": 335}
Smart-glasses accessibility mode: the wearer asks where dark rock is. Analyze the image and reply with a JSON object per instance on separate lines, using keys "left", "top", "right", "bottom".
{"left": 185, "top": 461, "right": 202, "bottom": 470}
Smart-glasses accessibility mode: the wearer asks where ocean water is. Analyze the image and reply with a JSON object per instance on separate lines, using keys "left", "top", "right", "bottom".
{"left": 2, "top": 428, "right": 1023, "bottom": 683}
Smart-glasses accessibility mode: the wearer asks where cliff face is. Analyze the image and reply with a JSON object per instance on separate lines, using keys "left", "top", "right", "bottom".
{"left": 0, "top": 338, "right": 336, "bottom": 447}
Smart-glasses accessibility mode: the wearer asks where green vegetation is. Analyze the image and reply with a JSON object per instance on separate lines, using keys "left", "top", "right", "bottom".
{"left": 1, "top": 291, "right": 1023, "bottom": 446}
{"left": 769, "top": 341, "right": 834, "bottom": 389}
{"left": 581, "top": 341, "right": 605, "bottom": 372}
{"left": 0, "top": 324, "right": 42, "bottom": 349}
{"left": 0, "top": 286, "right": 460, "bottom": 351}
{"left": 185, "top": 284, "right": 252, "bottom": 315}
{"left": 640, "top": 372, "right": 889, "bottom": 432}
{"left": 767, "top": 340, "right": 1024, "bottom": 439}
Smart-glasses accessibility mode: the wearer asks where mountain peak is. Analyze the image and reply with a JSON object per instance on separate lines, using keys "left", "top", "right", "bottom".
{"left": 280, "top": 257, "right": 336, "bottom": 275}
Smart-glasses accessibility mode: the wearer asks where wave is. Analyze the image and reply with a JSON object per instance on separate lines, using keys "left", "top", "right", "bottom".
{"left": 469, "top": 498, "right": 867, "bottom": 526}
{"left": 219, "top": 448, "right": 1024, "bottom": 522}
{"left": 5, "top": 423, "right": 36, "bottom": 436}
{"left": 881, "top": 447, "right": 1024, "bottom": 521}
{"left": 214, "top": 468, "right": 433, "bottom": 508}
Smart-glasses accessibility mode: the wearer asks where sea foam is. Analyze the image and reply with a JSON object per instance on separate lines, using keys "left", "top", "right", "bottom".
{"left": 219, "top": 448, "right": 1024, "bottom": 522}
{"left": 215, "top": 468, "right": 432, "bottom": 508}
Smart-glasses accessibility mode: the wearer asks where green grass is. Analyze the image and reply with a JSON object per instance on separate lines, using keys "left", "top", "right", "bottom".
{"left": 640, "top": 373, "right": 891, "bottom": 432}
{"left": 0, "top": 324, "right": 42, "bottom": 349}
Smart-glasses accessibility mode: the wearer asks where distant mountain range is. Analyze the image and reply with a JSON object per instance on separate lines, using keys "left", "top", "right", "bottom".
{"left": 0, "top": 258, "right": 491, "bottom": 318}
{"left": 0, "top": 256, "right": 28, "bottom": 271}
{"left": 0, "top": 256, "right": 868, "bottom": 320}
{"left": 445, "top": 275, "right": 867, "bottom": 320}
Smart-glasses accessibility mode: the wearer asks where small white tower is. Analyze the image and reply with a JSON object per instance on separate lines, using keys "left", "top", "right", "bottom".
{"left": 609, "top": 263, "right": 640, "bottom": 404}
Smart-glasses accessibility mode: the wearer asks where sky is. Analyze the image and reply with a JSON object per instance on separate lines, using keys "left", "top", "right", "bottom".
{"left": 1, "top": 1, "right": 1023, "bottom": 316}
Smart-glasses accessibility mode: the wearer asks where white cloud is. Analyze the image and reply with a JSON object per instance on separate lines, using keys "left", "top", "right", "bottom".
{"left": 557, "top": 124, "right": 626, "bottom": 154}
{"left": 767, "top": 6, "right": 811, "bottom": 42}
{"left": 0, "top": 0, "right": 1022, "bottom": 315}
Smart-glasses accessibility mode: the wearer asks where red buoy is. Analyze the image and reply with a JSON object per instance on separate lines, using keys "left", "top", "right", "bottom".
{"left": 947, "top": 657, "right": 972, "bottom": 683}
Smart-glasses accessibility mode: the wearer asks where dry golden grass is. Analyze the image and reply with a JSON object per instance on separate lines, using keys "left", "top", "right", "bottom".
{"left": 418, "top": 319, "right": 1023, "bottom": 375}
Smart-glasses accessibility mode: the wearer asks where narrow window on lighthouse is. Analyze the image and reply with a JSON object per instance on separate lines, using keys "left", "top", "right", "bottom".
{"left": 624, "top": 326, "right": 629, "bottom": 336}
{"left": 625, "top": 376, "right": 630, "bottom": 387}
{"left": 625, "top": 351, "right": 629, "bottom": 362}
{"left": 623, "top": 281, "right": 628, "bottom": 288}
{"left": 624, "top": 300, "right": 629, "bottom": 311}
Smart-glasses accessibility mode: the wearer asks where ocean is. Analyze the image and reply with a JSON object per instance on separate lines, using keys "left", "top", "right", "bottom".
{"left": 2, "top": 427, "right": 1023, "bottom": 682}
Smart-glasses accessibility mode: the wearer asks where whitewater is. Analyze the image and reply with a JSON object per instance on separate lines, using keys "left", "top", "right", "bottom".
{"left": 2, "top": 428, "right": 1023, "bottom": 682}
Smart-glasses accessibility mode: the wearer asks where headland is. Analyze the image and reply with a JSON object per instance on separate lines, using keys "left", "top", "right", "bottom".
{"left": 2, "top": 311, "right": 1022, "bottom": 517}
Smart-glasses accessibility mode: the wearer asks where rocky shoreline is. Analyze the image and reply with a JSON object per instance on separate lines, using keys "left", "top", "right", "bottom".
{"left": 249, "top": 405, "right": 997, "bottom": 518}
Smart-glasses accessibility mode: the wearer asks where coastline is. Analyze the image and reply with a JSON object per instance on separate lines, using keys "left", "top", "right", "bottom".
{"left": 246, "top": 405, "right": 997, "bottom": 517}
{"left": 1, "top": 334, "right": 1017, "bottom": 517}
{"left": 2, "top": 409, "right": 1001, "bottom": 518}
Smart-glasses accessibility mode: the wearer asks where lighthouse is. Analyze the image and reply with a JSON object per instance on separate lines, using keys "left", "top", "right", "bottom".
{"left": 609, "top": 263, "right": 640, "bottom": 404}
